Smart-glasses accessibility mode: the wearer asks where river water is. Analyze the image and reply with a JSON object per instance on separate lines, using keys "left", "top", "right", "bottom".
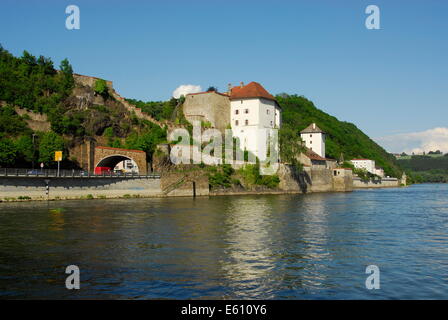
{"left": 0, "top": 184, "right": 447, "bottom": 299}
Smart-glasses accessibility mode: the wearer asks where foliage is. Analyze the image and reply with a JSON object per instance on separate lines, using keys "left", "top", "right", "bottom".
{"left": 0, "top": 47, "right": 74, "bottom": 115}
{"left": 38, "top": 131, "right": 65, "bottom": 165}
{"left": 0, "top": 106, "right": 31, "bottom": 137}
{"left": 124, "top": 123, "right": 166, "bottom": 161}
{"left": 0, "top": 138, "right": 17, "bottom": 166}
{"left": 125, "top": 98, "right": 179, "bottom": 122}
{"left": 279, "top": 126, "right": 305, "bottom": 175}
{"left": 398, "top": 155, "right": 448, "bottom": 183}
{"left": 238, "top": 160, "right": 280, "bottom": 189}
{"left": 94, "top": 79, "right": 109, "bottom": 97}
{"left": 208, "top": 164, "right": 236, "bottom": 188}
{"left": 277, "top": 94, "right": 403, "bottom": 178}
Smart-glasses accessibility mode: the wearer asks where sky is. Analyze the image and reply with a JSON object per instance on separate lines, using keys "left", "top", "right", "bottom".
{"left": 0, "top": 0, "right": 447, "bottom": 153}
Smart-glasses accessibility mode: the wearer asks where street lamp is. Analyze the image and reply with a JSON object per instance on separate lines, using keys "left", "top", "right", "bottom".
{"left": 32, "top": 133, "right": 36, "bottom": 169}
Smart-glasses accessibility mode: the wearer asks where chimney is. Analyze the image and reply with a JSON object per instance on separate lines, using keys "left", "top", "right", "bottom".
{"left": 312, "top": 123, "right": 316, "bottom": 129}
{"left": 240, "top": 81, "right": 244, "bottom": 88}
{"left": 228, "top": 83, "right": 232, "bottom": 93}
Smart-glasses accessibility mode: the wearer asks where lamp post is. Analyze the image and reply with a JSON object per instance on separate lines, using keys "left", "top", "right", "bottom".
{"left": 32, "top": 133, "right": 36, "bottom": 169}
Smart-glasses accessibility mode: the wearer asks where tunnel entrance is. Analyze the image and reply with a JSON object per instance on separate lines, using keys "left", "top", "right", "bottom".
{"left": 95, "top": 155, "right": 139, "bottom": 174}
{"left": 93, "top": 146, "right": 148, "bottom": 175}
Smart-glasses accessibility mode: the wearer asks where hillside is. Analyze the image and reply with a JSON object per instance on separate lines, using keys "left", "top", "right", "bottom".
{"left": 276, "top": 94, "right": 403, "bottom": 178}
{"left": 0, "top": 46, "right": 167, "bottom": 169}
{"left": 1, "top": 46, "right": 404, "bottom": 178}
{"left": 397, "top": 155, "right": 448, "bottom": 183}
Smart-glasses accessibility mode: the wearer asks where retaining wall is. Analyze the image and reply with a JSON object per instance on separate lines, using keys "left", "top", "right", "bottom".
{"left": 0, "top": 177, "right": 162, "bottom": 201}
{"left": 353, "top": 177, "right": 400, "bottom": 188}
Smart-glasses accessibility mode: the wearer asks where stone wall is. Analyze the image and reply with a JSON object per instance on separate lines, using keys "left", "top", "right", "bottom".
{"left": 332, "top": 168, "right": 353, "bottom": 192}
{"left": 183, "top": 92, "right": 230, "bottom": 132}
{"left": 353, "top": 177, "right": 400, "bottom": 188}
{"left": 73, "top": 74, "right": 113, "bottom": 90}
{"left": 14, "top": 107, "right": 51, "bottom": 132}
{"left": 0, "top": 177, "right": 161, "bottom": 201}
{"left": 160, "top": 171, "right": 210, "bottom": 197}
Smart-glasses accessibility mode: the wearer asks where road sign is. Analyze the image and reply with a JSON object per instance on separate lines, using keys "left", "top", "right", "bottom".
{"left": 55, "top": 151, "right": 63, "bottom": 162}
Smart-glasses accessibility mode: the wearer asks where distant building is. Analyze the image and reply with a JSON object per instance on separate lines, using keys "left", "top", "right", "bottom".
{"left": 300, "top": 123, "right": 326, "bottom": 158}
{"left": 350, "top": 159, "right": 384, "bottom": 177}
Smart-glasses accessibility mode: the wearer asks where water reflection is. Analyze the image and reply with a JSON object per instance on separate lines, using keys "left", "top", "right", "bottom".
{"left": 220, "top": 197, "right": 278, "bottom": 299}
{"left": 1, "top": 184, "right": 448, "bottom": 299}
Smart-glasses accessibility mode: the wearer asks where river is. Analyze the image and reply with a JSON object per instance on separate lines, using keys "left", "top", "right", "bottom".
{"left": 1, "top": 184, "right": 447, "bottom": 299}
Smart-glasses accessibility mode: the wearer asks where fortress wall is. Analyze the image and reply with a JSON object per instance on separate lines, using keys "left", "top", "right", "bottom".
{"left": 183, "top": 92, "right": 230, "bottom": 132}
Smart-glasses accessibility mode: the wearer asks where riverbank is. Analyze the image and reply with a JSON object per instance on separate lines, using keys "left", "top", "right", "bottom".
{"left": 0, "top": 166, "right": 407, "bottom": 202}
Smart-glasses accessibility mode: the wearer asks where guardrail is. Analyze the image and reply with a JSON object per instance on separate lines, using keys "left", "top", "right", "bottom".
{"left": 0, "top": 168, "right": 160, "bottom": 179}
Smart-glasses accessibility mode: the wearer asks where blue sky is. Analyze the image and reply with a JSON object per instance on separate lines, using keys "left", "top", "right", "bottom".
{"left": 1, "top": 0, "right": 447, "bottom": 152}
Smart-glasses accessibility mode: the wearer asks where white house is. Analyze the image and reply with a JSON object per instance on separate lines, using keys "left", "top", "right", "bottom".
{"left": 300, "top": 123, "right": 326, "bottom": 158}
{"left": 230, "top": 82, "right": 281, "bottom": 161}
{"left": 350, "top": 159, "right": 376, "bottom": 174}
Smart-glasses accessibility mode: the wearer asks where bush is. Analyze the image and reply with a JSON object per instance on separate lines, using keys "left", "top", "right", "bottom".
{"left": 94, "top": 79, "right": 109, "bottom": 97}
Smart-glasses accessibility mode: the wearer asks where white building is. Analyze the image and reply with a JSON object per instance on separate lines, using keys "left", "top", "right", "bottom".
{"left": 300, "top": 123, "right": 326, "bottom": 158}
{"left": 374, "top": 167, "right": 385, "bottom": 178}
{"left": 230, "top": 82, "right": 281, "bottom": 161}
{"left": 350, "top": 159, "right": 376, "bottom": 174}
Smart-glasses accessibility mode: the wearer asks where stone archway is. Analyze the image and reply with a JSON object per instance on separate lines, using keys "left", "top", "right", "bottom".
{"left": 94, "top": 146, "right": 147, "bottom": 174}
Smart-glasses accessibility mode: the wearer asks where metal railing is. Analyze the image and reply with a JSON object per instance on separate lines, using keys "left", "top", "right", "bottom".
{"left": 0, "top": 168, "right": 160, "bottom": 179}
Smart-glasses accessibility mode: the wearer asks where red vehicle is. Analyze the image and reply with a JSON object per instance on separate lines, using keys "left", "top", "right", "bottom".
{"left": 94, "top": 167, "right": 111, "bottom": 175}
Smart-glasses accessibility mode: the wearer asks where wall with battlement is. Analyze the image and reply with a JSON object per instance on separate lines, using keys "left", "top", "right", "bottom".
{"left": 73, "top": 74, "right": 113, "bottom": 89}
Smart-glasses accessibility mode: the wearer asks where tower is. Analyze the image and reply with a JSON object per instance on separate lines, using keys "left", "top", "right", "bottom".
{"left": 300, "top": 123, "right": 326, "bottom": 158}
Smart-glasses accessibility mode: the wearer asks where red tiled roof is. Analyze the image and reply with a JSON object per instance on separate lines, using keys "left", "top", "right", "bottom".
{"left": 230, "top": 82, "right": 276, "bottom": 101}
{"left": 95, "top": 146, "right": 145, "bottom": 153}
{"left": 305, "top": 148, "right": 327, "bottom": 161}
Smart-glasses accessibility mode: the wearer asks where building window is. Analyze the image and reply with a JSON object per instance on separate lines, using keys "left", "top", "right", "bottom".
{"left": 235, "top": 109, "right": 239, "bottom": 115}
{"left": 235, "top": 120, "right": 239, "bottom": 126}
{"left": 270, "top": 121, "right": 273, "bottom": 126}
{"left": 241, "top": 100, "right": 243, "bottom": 104}
{"left": 245, "top": 119, "right": 248, "bottom": 125}
{"left": 310, "top": 140, "right": 312, "bottom": 144}
{"left": 244, "top": 109, "right": 249, "bottom": 114}
{"left": 267, "top": 109, "right": 270, "bottom": 115}
{"left": 310, "top": 134, "right": 312, "bottom": 138}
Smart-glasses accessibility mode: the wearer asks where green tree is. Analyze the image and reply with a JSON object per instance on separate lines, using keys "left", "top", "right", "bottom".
{"left": 59, "top": 58, "right": 74, "bottom": 92}
{"left": 94, "top": 79, "right": 109, "bottom": 97}
{"left": 0, "top": 138, "right": 17, "bottom": 166}
{"left": 279, "top": 126, "right": 305, "bottom": 175}
{"left": 15, "top": 135, "right": 34, "bottom": 163}
{"left": 38, "top": 132, "right": 65, "bottom": 165}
